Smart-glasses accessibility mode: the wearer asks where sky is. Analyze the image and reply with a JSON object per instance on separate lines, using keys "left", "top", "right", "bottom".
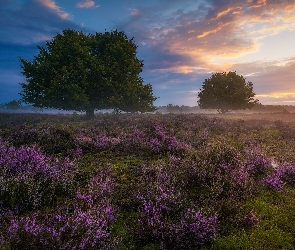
{"left": 1, "top": 0, "right": 295, "bottom": 107}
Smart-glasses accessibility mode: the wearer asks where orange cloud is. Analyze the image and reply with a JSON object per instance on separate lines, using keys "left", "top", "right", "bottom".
{"left": 248, "top": 0, "right": 267, "bottom": 8}
{"left": 34, "top": 0, "right": 70, "bottom": 19}
{"left": 76, "top": 0, "right": 99, "bottom": 9}
{"left": 197, "top": 22, "right": 231, "bottom": 38}
{"left": 256, "top": 93, "right": 295, "bottom": 98}
{"left": 190, "top": 1, "right": 295, "bottom": 64}
{"left": 130, "top": 8, "right": 141, "bottom": 16}
{"left": 215, "top": 7, "right": 234, "bottom": 19}
{"left": 214, "top": 7, "right": 242, "bottom": 20}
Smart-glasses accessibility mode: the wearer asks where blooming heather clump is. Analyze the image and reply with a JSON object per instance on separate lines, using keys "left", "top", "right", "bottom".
{"left": 4, "top": 125, "right": 78, "bottom": 156}
{"left": 62, "top": 167, "right": 117, "bottom": 249}
{"left": 197, "top": 127, "right": 209, "bottom": 146}
{"left": 6, "top": 213, "right": 57, "bottom": 248}
{"left": 74, "top": 123, "right": 189, "bottom": 155}
{"left": 132, "top": 129, "right": 145, "bottom": 139}
{"left": 148, "top": 137, "right": 162, "bottom": 153}
{"left": 263, "top": 172, "right": 284, "bottom": 191}
{"left": 193, "top": 143, "right": 254, "bottom": 203}
{"left": 76, "top": 167, "right": 114, "bottom": 207}
{"left": 66, "top": 147, "right": 83, "bottom": 158}
{"left": 279, "top": 165, "right": 295, "bottom": 187}
{"left": 4, "top": 126, "right": 39, "bottom": 147}
{"left": 246, "top": 147, "right": 272, "bottom": 178}
{"left": 119, "top": 129, "right": 148, "bottom": 154}
{"left": 95, "top": 134, "right": 121, "bottom": 150}
{"left": 137, "top": 163, "right": 218, "bottom": 248}
{"left": 2, "top": 167, "right": 118, "bottom": 249}
{"left": 0, "top": 139, "right": 77, "bottom": 212}
{"left": 179, "top": 209, "right": 218, "bottom": 245}
{"left": 262, "top": 165, "right": 295, "bottom": 191}
{"left": 148, "top": 123, "right": 188, "bottom": 154}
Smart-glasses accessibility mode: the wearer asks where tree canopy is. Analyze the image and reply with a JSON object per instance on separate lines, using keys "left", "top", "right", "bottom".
{"left": 197, "top": 71, "right": 259, "bottom": 113}
{"left": 4, "top": 100, "right": 22, "bottom": 110}
{"left": 20, "top": 29, "right": 157, "bottom": 116}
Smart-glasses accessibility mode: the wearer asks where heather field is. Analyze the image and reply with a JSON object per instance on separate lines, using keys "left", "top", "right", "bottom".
{"left": 1, "top": 112, "right": 295, "bottom": 249}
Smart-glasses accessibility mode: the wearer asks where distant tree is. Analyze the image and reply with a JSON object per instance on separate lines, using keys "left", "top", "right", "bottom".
{"left": 198, "top": 71, "right": 259, "bottom": 113}
{"left": 167, "top": 104, "right": 184, "bottom": 113}
{"left": 19, "top": 29, "right": 156, "bottom": 117}
{"left": 5, "top": 100, "right": 22, "bottom": 110}
{"left": 167, "top": 104, "right": 174, "bottom": 113}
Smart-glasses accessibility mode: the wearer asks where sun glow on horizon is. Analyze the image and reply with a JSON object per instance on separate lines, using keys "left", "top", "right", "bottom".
{"left": 256, "top": 92, "right": 295, "bottom": 99}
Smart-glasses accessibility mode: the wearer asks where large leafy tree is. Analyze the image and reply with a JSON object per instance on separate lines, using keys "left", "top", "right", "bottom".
{"left": 20, "top": 29, "right": 156, "bottom": 116}
{"left": 198, "top": 71, "right": 259, "bottom": 113}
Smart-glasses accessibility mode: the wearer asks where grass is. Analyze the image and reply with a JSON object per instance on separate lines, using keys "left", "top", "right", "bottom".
{"left": 213, "top": 189, "right": 295, "bottom": 249}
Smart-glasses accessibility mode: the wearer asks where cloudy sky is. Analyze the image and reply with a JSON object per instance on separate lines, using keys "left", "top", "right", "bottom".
{"left": 1, "top": 0, "right": 295, "bottom": 106}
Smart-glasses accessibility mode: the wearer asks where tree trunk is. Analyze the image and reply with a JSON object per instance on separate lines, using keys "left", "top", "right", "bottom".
{"left": 86, "top": 109, "right": 95, "bottom": 118}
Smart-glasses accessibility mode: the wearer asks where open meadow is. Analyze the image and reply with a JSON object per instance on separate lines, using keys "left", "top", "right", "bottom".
{"left": 1, "top": 112, "right": 295, "bottom": 249}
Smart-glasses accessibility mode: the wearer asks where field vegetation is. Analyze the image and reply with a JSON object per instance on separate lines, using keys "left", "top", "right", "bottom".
{"left": 1, "top": 112, "right": 295, "bottom": 249}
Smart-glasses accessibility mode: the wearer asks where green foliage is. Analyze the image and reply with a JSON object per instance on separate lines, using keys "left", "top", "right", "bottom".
{"left": 5, "top": 100, "right": 22, "bottom": 110}
{"left": 198, "top": 71, "right": 259, "bottom": 113}
{"left": 111, "top": 212, "right": 139, "bottom": 249}
{"left": 19, "top": 29, "right": 156, "bottom": 116}
{"left": 212, "top": 189, "right": 295, "bottom": 249}
{"left": 212, "top": 229, "right": 294, "bottom": 250}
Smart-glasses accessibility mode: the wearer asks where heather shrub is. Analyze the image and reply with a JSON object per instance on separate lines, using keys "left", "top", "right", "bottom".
{"left": 3, "top": 125, "right": 79, "bottom": 157}
{"left": 0, "top": 139, "right": 77, "bottom": 213}
{"left": 95, "top": 134, "right": 121, "bottom": 150}
{"left": 198, "top": 142, "right": 241, "bottom": 167}
{"left": 263, "top": 171, "right": 284, "bottom": 191}
{"left": 147, "top": 123, "right": 189, "bottom": 155}
{"left": 75, "top": 122, "right": 189, "bottom": 156}
{"left": 120, "top": 129, "right": 149, "bottom": 155}
{"left": 136, "top": 162, "right": 218, "bottom": 248}
{"left": 1, "top": 167, "right": 118, "bottom": 249}
{"left": 193, "top": 143, "right": 255, "bottom": 201}
{"left": 262, "top": 164, "right": 295, "bottom": 192}
{"left": 245, "top": 147, "right": 272, "bottom": 179}
{"left": 39, "top": 126, "right": 77, "bottom": 155}
{"left": 279, "top": 165, "right": 295, "bottom": 187}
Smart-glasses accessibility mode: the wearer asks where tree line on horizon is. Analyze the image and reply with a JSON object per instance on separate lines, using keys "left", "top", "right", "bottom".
{"left": 2, "top": 100, "right": 294, "bottom": 115}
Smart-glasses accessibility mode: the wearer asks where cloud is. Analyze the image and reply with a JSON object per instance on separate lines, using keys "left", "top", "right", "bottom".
{"left": 34, "top": 0, "right": 70, "bottom": 19}
{"left": 129, "top": 8, "right": 141, "bottom": 17}
{"left": 0, "top": 1, "right": 82, "bottom": 44}
{"left": 197, "top": 21, "right": 232, "bottom": 38}
{"left": 76, "top": 0, "right": 99, "bottom": 9}
{"left": 222, "top": 56, "right": 295, "bottom": 104}
{"left": 119, "top": 0, "right": 295, "bottom": 77}
{"left": 0, "top": 1, "right": 87, "bottom": 104}
{"left": 229, "top": 58, "right": 295, "bottom": 105}
{"left": 255, "top": 94, "right": 295, "bottom": 105}
{"left": 257, "top": 93, "right": 295, "bottom": 99}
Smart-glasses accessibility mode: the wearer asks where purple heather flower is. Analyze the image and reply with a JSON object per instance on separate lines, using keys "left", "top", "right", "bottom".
{"left": 243, "top": 209, "right": 260, "bottom": 226}
{"left": 263, "top": 172, "right": 284, "bottom": 191}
